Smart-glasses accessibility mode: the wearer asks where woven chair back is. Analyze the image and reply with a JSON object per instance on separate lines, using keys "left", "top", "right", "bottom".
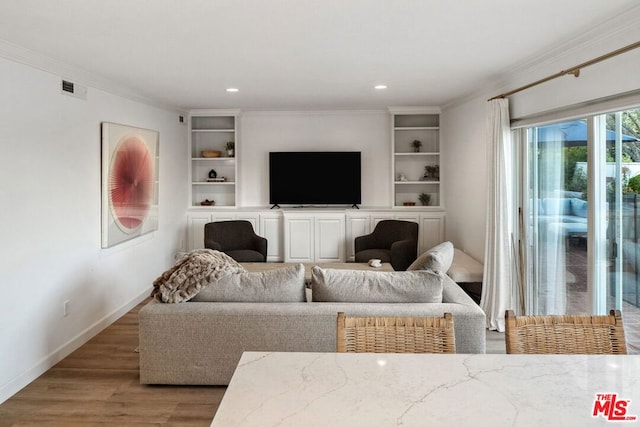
{"left": 505, "top": 310, "right": 627, "bottom": 354}
{"left": 336, "top": 312, "right": 456, "bottom": 353}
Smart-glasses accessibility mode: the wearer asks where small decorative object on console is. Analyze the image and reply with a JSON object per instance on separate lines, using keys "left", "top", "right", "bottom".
{"left": 412, "top": 139, "right": 422, "bottom": 152}
{"left": 368, "top": 258, "right": 382, "bottom": 268}
{"left": 200, "top": 199, "right": 215, "bottom": 206}
{"left": 403, "top": 202, "right": 416, "bottom": 206}
{"left": 419, "top": 193, "right": 430, "bottom": 206}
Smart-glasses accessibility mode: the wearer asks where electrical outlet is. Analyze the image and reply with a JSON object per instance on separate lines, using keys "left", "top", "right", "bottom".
{"left": 63, "top": 300, "right": 70, "bottom": 317}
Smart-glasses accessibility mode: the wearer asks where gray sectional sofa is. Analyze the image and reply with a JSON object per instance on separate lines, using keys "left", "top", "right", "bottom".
{"left": 139, "top": 260, "right": 486, "bottom": 385}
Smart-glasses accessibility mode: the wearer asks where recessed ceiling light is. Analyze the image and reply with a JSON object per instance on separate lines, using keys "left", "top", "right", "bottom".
{"left": 374, "top": 85, "right": 387, "bottom": 90}
{"left": 226, "top": 88, "right": 239, "bottom": 92}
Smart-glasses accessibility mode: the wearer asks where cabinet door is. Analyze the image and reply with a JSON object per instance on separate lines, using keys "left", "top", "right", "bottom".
{"left": 370, "top": 212, "right": 396, "bottom": 229}
{"left": 420, "top": 214, "right": 445, "bottom": 254}
{"left": 345, "top": 214, "right": 370, "bottom": 261}
{"left": 210, "top": 213, "right": 236, "bottom": 223}
{"left": 235, "top": 213, "right": 259, "bottom": 232}
{"left": 260, "top": 213, "right": 283, "bottom": 262}
{"left": 394, "top": 213, "right": 420, "bottom": 224}
{"left": 284, "top": 216, "right": 314, "bottom": 263}
{"left": 315, "top": 215, "right": 346, "bottom": 263}
{"left": 187, "top": 213, "right": 212, "bottom": 250}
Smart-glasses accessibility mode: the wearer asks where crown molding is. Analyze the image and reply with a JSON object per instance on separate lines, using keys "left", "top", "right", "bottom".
{"left": 240, "top": 109, "right": 388, "bottom": 117}
{"left": 0, "top": 38, "right": 181, "bottom": 113}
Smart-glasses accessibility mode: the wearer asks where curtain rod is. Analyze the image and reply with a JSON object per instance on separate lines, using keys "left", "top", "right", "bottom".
{"left": 488, "top": 40, "right": 640, "bottom": 101}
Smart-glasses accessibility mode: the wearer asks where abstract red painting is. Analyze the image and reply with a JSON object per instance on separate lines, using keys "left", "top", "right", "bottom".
{"left": 101, "top": 122, "right": 159, "bottom": 248}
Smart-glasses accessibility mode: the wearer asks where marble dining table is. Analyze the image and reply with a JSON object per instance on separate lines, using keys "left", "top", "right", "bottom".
{"left": 210, "top": 351, "right": 640, "bottom": 427}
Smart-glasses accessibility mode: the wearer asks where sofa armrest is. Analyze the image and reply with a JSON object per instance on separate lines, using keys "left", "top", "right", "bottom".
{"left": 251, "top": 234, "right": 268, "bottom": 256}
{"left": 389, "top": 239, "right": 417, "bottom": 271}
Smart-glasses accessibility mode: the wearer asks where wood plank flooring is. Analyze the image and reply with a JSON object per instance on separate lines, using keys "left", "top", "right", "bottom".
{"left": 0, "top": 299, "right": 225, "bottom": 426}
{"left": 2, "top": 286, "right": 634, "bottom": 426}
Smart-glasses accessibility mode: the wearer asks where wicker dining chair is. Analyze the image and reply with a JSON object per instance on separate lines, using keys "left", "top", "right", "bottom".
{"left": 504, "top": 309, "right": 627, "bottom": 354}
{"left": 336, "top": 312, "right": 456, "bottom": 353}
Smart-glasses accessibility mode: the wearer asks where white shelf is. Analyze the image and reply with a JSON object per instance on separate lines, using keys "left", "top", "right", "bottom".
{"left": 192, "top": 181, "right": 235, "bottom": 185}
{"left": 391, "top": 109, "right": 441, "bottom": 209}
{"left": 395, "top": 181, "right": 440, "bottom": 185}
{"left": 394, "top": 126, "right": 439, "bottom": 131}
{"left": 189, "top": 111, "right": 239, "bottom": 208}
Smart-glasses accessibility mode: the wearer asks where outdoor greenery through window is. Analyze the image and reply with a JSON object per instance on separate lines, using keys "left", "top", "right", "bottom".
{"left": 525, "top": 108, "right": 640, "bottom": 331}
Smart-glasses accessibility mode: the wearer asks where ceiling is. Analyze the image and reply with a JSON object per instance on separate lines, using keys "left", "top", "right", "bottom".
{"left": 0, "top": 0, "right": 638, "bottom": 111}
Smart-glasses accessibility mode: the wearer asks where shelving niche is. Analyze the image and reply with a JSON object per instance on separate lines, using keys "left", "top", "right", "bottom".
{"left": 390, "top": 108, "right": 441, "bottom": 209}
{"left": 189, "top": 110, "right": 239, "bottom": 208}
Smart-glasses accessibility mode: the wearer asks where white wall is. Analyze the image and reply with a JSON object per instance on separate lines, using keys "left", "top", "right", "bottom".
{"left": 238, "top": 110, "right": 391, "bottom": 207}
{"left": 440, "top": 97, "right": 487, "bottom": 260}
{"left": 0, "top": 56, "right": 188, "bottom": 403}
{"left": 441, "top": 14, "right": 640, "bottom": 263}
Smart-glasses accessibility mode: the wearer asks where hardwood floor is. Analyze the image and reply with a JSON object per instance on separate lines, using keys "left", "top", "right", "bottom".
{"left": 3, "top": 283, "right": 633, "bottom": 425}
{"left": 0, "top": 299, "right": 225, "bottom": 426}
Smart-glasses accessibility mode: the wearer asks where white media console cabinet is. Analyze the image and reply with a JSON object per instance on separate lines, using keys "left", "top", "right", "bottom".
{"left": 186, "top": 208, "right": 445, "bottom": 263}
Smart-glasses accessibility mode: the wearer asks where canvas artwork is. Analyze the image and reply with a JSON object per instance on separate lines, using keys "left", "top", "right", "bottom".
{"left": 101, "top": 122, "right": 159, "bottom": 248}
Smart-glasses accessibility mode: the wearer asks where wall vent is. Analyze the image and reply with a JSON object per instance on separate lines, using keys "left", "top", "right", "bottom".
{"left": 62, "top": 80, "right": 74, "bottom": 93}
{"left": 60, "top": 79, "right": 87, "bottom": 100}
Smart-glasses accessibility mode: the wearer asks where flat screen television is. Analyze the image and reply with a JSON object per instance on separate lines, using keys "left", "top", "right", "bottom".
{"left": 269, "top": 151, "right": 361, "bottom": 207}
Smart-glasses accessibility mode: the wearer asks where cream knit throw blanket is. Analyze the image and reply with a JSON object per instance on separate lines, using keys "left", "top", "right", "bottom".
{"left": 151, "top": 249, "right": 246, "bottom": 303}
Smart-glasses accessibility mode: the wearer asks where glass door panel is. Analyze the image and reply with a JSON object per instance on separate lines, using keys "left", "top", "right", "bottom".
{"left": 524, "top": 110, "right": 640, "bottom": 353}
{"left": 605, "top": 109, "right": 640, "bottom": 312}
{"left": 526, "top": 120, "right": 590, "bottom": 315}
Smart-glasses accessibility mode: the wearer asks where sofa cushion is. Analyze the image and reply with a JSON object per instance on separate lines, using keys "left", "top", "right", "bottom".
{"left": 311, "top": 266, "right": 443, "bottom": 303}
{"left": 540, "top": 198, "right": 571, "bottom": 215}
{"left": 570, "top": 198, "right": 588, "bottom": 218}
{"left": 190, "top": 263, "right": 306, "bottom": 302}
{"left": 448, "top": 248, "right": 484, "bottom": 283}
{"left": 406, "top": 241, "right": 454, "bottom": 273}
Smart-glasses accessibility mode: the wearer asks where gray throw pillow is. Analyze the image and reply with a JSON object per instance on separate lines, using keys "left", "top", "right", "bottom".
{"left": 190, "top": 263, "right": 306, "bottom": 302}
{"left": 311, "top": 266, "right": 443, "bottom": 303}
{"left": 407, "top": 241, "right": 454, "bottom": 273}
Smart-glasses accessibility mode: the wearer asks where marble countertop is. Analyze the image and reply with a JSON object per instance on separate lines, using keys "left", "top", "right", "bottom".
{"left": 211, "top": 352, "right": 640, "bottom": 427}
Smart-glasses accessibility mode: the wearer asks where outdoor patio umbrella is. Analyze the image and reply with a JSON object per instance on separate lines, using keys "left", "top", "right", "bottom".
{"left": 536, "top": 120, "right": 638, "bottom": 146}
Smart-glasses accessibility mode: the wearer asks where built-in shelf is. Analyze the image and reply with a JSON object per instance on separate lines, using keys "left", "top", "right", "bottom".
{"left": 394, "top": 181, "right": 440, "bottom": 185}
{"left": 394, "top": 152, "right": 439, "bottom": 156}
{"left": 189, "top": 110, "right": 239, "bottom": 208}
{"left": 390, "top": 108, "right": 442, "bottom": 209}
{"left": 393, "top": 126, "right": 440, "bottom": 131}
{"left": 191, "top": 129, "right": 235, "bottom": 133}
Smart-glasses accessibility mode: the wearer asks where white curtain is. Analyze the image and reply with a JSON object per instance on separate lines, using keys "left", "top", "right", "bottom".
{"left": 536, "top": 132, "right": 567, "bottom": 314}
{"left": 481, "top": 98, "right": 514, "bottom": 331}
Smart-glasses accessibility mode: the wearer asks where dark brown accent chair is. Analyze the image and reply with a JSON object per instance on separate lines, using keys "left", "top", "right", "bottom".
{"left": 204, "top": 220, "right": 267, "bottom": 262}
{"left": 354, "top": 220, "right": 418, "bottom": 271}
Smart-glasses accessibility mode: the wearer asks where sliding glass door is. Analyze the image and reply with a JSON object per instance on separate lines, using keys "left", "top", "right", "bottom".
{"left": 525, "top": 120, "right": 590, "bottom": 314}
{"left": 524, "top": 108, "right": 640, "bottom": 317}
{"left": 604, "top": 109, "right": 640, "bottom": 313}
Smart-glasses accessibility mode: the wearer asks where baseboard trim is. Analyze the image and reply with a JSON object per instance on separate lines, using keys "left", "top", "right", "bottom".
{"left": 0, "top": 288, "right": 151, "bottom": 404}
